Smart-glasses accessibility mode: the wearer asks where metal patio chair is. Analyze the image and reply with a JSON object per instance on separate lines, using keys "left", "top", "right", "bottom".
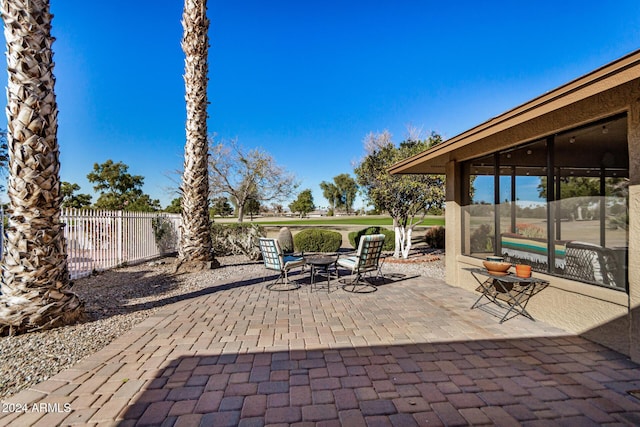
{"left": 258, "top": 238, "right": 305, "bottom": 291}
{"left": 337, "top": 234, "right": 386, "bottom": 293}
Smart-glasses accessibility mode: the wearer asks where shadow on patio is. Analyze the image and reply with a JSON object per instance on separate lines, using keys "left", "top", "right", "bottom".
{"left": 72, "top": 261, "right": 270, "bottom": 321}
{"left": 118, "top": 337, "right": 640, "bottom": 426}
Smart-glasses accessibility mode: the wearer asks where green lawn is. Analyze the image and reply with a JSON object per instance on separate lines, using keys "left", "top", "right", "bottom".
{"left": 250, "top": 215, "right": 445, "bottom": 227}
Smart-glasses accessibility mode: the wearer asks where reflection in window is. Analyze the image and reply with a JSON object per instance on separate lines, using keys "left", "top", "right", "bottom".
{"left": 464, "top": 155, "right": 495, "bottom": 257}
{"left": 461, "top": 115, "right": 628, "bottom": 291}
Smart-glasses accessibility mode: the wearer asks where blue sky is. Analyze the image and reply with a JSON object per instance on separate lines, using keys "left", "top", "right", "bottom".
{"left": 1, "top": 1, "right": 639, "bottom": 209}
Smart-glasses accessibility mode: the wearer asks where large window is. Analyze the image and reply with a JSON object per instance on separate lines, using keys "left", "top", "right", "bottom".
{"left": 462, "top": 115, "right": 629, "bottom": 291}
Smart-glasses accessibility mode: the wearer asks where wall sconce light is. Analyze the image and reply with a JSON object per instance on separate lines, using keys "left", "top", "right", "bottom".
{"left": 526, "top": 149, "right": 532, "bottom": 155}
{"left": 602, "top": 125, "right": 609, "bottom": 134}
{"left": 506, "top": 153, "right": 512, "bottom": 158}
{"left": 569, "top": 137, "right": 576, "bottom": 143}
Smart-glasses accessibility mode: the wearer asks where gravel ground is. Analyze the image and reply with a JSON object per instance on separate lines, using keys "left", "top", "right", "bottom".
{"left": 0, "top": 251, "right": 444, "bottom": 399}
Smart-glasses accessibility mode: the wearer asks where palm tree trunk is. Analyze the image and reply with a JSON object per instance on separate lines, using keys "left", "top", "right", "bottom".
{"left": 178, "top": 0, "right": 218, "bottom": 270}
{"left": 0, "top": 0, "right": 84, "bottom": 334}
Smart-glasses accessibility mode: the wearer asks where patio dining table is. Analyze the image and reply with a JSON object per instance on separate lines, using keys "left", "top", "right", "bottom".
{"left": 304, "top": 254, "right": 339, "bottom": 292}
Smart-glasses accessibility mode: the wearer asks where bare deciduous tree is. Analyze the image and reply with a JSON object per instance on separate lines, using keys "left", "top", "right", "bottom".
{"left": 404, "top": 123, "right": 425, "bottom": 143}
{"left": 209, "top": 138, "right": 298, "bottom": 222}
{"left": 363, "top": 129, "right": 393, "bottom": 155}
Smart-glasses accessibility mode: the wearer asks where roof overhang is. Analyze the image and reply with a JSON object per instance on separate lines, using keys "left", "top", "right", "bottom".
{"left": 389, "top": 49, "right": 640, "bottom": 175}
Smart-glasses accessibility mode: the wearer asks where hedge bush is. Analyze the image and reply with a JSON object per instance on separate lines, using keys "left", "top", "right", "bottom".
{"left": 293, "top": 229, "right": 342, "bottom": 253}
{"left": 424, "top": 226, "right": 445, "bottom": 249}
{"left": 211, "top": 223, "right": 265, "bottom": 260}
{"left": 348, "top": 226, "right": 394, "bottom": 251}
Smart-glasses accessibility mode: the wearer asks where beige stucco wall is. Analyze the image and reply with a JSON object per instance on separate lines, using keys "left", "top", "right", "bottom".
{"left": 628, "top": 97, "right": 640, "bottom": 361}
{"left": 629, "top": 184, "right": 639, "bottom": 361}
{"left": 443, "top": 80, "right": 640, "bottom": 362}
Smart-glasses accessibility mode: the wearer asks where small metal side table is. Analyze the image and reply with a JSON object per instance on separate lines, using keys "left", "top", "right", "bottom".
{"left": 466, "top": 268, "right": 549, "bottom": 323}
{"left": 305, "top": 255, "right": 339, "bottom": 292}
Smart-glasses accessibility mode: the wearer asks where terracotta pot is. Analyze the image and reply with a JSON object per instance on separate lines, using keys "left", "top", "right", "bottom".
{"left": 515, "top": 264, "right": 532, "bottom": 278}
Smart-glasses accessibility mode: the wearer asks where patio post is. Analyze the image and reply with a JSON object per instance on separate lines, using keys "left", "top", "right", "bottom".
{"left": 445, "top": 159, "right": 462, "bottom": 285}
{"left": 628, "top": 99, "right": 640, "bottom": 363}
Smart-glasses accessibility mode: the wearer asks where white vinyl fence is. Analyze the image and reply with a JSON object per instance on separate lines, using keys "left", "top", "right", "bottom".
{"left": 1, "top": 208, "right": 182, "bottom": 280}
{"left": 64, "top": 209, "right": 182, "bottom": 279}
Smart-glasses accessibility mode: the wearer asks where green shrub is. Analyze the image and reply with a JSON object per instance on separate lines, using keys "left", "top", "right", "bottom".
{"left": 293, "top": 229, "right": 342, "bottom": 253}
{"left": 348, "top": 226, "right": 394, "bottom": 251}
{"left": 428, "top": 206, "right": 444, "bottom": 216}
{"left": 151, "top": 215, "right": 179, "bottom": 254}
{"left": 211, "top": 223, "right": 265, "bottom": 259}
{"left": 424, "top": 226, "right": 445, "bottom": 249}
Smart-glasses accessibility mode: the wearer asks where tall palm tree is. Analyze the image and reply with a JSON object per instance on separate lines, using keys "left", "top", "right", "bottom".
{"left": 0, "top": 0, "right": 84, "bottom": 334}
{"left": 178, "top": 0, "right": 218, "bottom": 270}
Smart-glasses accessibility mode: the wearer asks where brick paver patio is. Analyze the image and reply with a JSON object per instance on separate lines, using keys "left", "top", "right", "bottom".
{"left": 2, "top": 268, "right": 640, "bottom": 426}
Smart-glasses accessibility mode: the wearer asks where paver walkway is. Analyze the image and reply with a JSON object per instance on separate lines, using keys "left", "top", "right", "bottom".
{"left": 2, "top": 269, "right": 640, "bottom": 426}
